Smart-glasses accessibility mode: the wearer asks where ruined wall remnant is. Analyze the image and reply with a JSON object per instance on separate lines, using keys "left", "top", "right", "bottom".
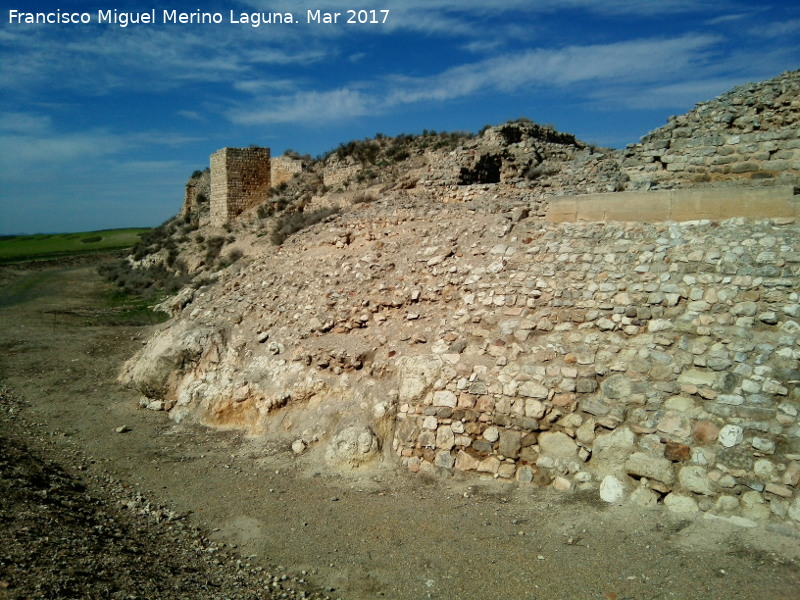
{"left": 622, "top": 70, "right": 800, "bottom": 190}
{"left": 210, "top": 147, "right": 271, "bottom": 226}
{"left": 271, "top": 156, "right": 304, "bottom": 187}
{"left": 182, "top": 169, "right": 211, "bottom": 217}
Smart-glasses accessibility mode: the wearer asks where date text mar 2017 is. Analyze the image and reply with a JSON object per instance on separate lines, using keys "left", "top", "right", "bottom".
{"left": 307, "top": 9, "right": 390, "bottom": 24}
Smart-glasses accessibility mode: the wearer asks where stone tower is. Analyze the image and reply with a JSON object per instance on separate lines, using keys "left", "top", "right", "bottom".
{"left": 210, "top": 147, "right": 271, "bottom": 226}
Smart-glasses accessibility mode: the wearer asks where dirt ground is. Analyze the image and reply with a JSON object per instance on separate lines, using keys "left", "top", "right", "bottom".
{"left": 1, "top": 260, "right": 799, "bottom": 600}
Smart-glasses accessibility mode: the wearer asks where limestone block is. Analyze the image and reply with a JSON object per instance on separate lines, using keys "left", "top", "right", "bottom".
{"left": 678, "top": 466, "right": 716, "bottom": 495}
{"left": 624, "top": 452, "right": 675, "bottom": 485}
{"left": 539, "top": 432, "right": 579, "bottom": 459}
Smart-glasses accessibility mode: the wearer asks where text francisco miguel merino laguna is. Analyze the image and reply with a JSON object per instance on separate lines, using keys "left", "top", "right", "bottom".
{"left": 7, "top": 8, "right": 391, "bottom": 27}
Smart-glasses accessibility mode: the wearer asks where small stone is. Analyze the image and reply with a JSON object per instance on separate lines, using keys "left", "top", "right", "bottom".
{"left": 519, "top": 381, "right": 549, "bottom": 399}
{"left": 664, "top": 493, "right": 699, "bottom": 514}
{"left": 629, "top": 484, "right": 659, "bottom": 508}
{"left": 433, "top": 390, "right": 457, "bottom": 407}
{"left": 751, "top": 437, "right": 775, "bottom": 454}
{"left": 678, "top": 466, "right": 716, "bottom": 495}
{"left": 601, "top": 374, "right": 632, "bottom": 399}
{"left": 718, "top": 425, "right": 744, "bottom": 448}
{"left": 624, "top": 452, "right": 675, "bottom": 484}
{"left": 714, "top": 495, "right": 740, "bottom": 513}
{"left": 292, "top": 440, "right": 306, "bottom": 454}
{"left": 455, "top": 450, "right": 479, "bottom": 471}
{"left": 782, "top": 462, "right": 800, "bottom": 487}
{"left": 718, "top": 394, "right": 744, "bottom": 406}
{"left": 758, "top": 312, "right": 778, "bottom": 325}
{"left": 483, "top": 426, "right": 500, "bottom": 443}
{"left": 525, "top": 398, "right": 546, "bottom": 419}
{"left": 740, "top": 491, "right": 771, "bottom": 522}
{"left": 731, "top": 301, "right": 758, "bottom": 317}
{"left": 693, "top": 421, "right": 719, "bottom": 444}
{"left": 436, "top": 426, "right": 455, "bottom": 450}
{"left": 657, "top": 414, "right": 692, "bottom": 438}
{"left": 516, "top": 465, "right": 534, "bottom": 483}
{"left": 552, "top": 476, "right": 572, "bottom": 491}
{"left": 599, "top": 475, "right": 627, "bottom": 504}
{"left": 764, "top": 483, "right": 793, "bottom": 498}
{"left": 498, "top": 430, "right": 522, "bottom": 458}
{"left": 115, "top": 425, "right": 130, "bottom": 434}
{"left": 665, "top": 442, "right": 691, "bottom": 462}
{"left": 434, "top": 450, "right": 454, "bottom": 469}
{"left": 477, "top": 456, "right": 501, "bottom": 474}
{"left": 539, "top": 431, "right": 579, "bottom": 459}
{"left": 788, "top": 497, "right": 800, "bottom": 523}
{"left": 678, "top": 369, "right": 716, "bottom": 387}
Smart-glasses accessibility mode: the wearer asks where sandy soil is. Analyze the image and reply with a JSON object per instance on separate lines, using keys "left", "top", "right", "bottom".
{"left": 1, "top": 260, "right": 799, "bottom": 600}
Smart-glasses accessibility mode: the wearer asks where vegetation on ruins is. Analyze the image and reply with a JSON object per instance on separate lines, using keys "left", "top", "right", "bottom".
{"left": 270, "top": 206, "right": 341, "bottom": 246}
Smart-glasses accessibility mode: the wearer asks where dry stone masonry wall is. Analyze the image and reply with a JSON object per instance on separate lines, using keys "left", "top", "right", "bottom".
{"left": 182, "top": 169, "right": 210, "bottom": 218}
{"left": 271, "top": 156, "right": 304, "bottom": 188}
{"left": 622, "top": 70, "right": 800, "bottom": 190}
{"left": 210, "top": 147, "right": 271, "bottom": 226}
{"left": 391, "top": 215, "right": 800, "bottom": 524}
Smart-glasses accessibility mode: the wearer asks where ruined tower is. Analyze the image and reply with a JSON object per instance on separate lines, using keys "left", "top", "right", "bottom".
{"left": 210, "top": 146, "right": 271, "bottom": 226}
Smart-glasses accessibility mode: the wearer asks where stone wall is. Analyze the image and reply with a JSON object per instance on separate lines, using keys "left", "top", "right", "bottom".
{"left": 271, "top": 156, "right": 304, "bottom": 187}
{"left": 622, "top": 70, "right": 800, "bottom": 190}
{"left": 182, "top": 169, "right": 211, "bottom": 217}
{"left": 210, "top": 147, "right": 271, "bottom": 226}
{"left": 393, "top": 217, "right": 800, "bottom": 523}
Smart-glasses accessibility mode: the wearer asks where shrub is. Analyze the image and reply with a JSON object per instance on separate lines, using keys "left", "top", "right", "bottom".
{"left": 525, "top": 164, "right": 559, "bottom": 180}
{"left": 353, "top": 191, "right": 377, "bottom": 204}
{"left": 271, "top": 207, "right": 340, "bottom": 246}
{"left": 204, "top": 235, "right": 226, "bottom": 263}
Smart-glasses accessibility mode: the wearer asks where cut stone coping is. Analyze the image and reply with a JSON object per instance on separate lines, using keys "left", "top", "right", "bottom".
{"left": 547, "top": 185, "right": 799, "bottom": 223}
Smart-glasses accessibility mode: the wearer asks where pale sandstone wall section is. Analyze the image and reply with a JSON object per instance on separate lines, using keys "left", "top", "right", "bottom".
{"left": 547, "top": 186, "right": 800, "bottom": 223}
{"left": 210, "top": 147, "right": 271, "bottom": 226}
{"left": 271, "top": 156, "right": 304, "bottom": 187}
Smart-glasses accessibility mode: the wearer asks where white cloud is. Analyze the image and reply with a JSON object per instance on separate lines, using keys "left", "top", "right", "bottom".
{"left": 226, "top": 34, "right": 725, "bottom": 124}
{"left": 228, "top": 89, "right": 372, "bottom": 124}
{"left": 0, "top": 112, "right": 52, "bottom": 135}
{"left": 589, "top": 77, "right": 745, "bottom": 111}
{"left": 177, "top": 110, "right": 206, "bottom": 121}
{"left": 751, "top": 18, "right": 800, "bottom": 38}
{"left": 0, "top": 20, "right": 320, "bottom": 95}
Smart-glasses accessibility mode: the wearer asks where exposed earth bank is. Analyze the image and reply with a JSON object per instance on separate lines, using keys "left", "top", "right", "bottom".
{"left": 1, "top": 261, "right": 799, "bottom": 599}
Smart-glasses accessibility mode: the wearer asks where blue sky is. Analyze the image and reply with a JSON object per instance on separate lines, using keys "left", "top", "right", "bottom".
{"left": 1, "top": 1, "right": 798, "bottom": 234}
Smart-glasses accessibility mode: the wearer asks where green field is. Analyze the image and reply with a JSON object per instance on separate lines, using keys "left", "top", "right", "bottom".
{"left": 0, "top": 228, "right": 150, "bottom": 264}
